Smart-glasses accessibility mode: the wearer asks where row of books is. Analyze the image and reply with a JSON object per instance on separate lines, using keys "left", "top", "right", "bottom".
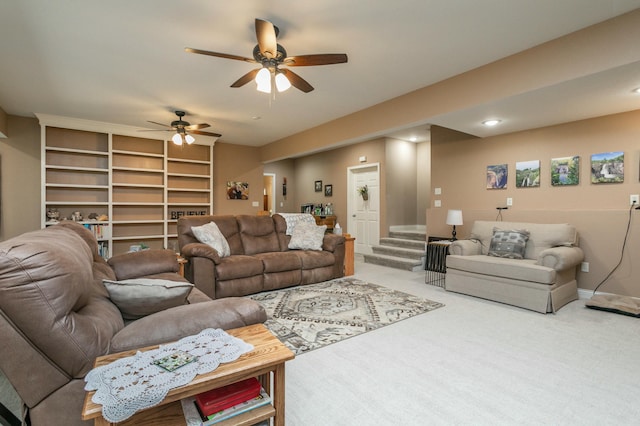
{"left": 82, "top": 223, "right": 111, "bottom": 240}
{"left": 181, "top": 378, "right": 272, "bottom": 426}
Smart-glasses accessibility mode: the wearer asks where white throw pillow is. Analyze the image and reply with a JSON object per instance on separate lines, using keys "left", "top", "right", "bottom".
{"left": 288, "top": 222, "right": 327, "bottom": 251}
{"left": 191, "top": 221, "right": 231, "bottom": 257}
{"left": 103, "top": 278, "right": 194, "bottom": 320}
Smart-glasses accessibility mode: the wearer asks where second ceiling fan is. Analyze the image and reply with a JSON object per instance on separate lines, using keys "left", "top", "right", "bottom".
{"left": 185, "top": 18, "right": 348, "bottom": 93}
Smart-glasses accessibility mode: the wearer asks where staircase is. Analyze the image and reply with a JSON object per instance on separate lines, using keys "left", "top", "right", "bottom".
{"left": 363, "top": 227, "right": 426, "bottom": 271}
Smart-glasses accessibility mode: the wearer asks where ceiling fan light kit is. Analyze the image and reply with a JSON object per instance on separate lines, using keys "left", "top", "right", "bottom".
{"left": 144, "top": 110, "right": 221, "bottom": 146}
{"left": 186, "top": 18, "right": 348, "bottom": 94}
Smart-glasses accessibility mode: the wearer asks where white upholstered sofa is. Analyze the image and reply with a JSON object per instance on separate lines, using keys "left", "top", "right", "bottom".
{"left": 445, "top": 221, "right": 584, "bottom": 313}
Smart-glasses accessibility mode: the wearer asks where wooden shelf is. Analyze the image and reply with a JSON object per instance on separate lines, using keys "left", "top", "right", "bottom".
{"left": 40, "top": 119, "right": 213, "bottom": 258}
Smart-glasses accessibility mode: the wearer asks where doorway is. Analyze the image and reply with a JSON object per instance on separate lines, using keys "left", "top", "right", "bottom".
{"left": 347, "top": 163, "right": 380, "bottom": 254}
{"left": 263, "top": 173, "right": 276, "bottom": 214}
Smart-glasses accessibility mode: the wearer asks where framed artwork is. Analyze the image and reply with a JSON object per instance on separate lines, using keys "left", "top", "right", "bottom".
{"left": 226, "top": 181, "right": 249, "bottom": 199}
{"left": 551, "top": 156, "right": 580, "bottom": 186}
{"left": 516, "top": 160, "right": 540, "bottom": 188}
{"left": 591, "top": 151, "right": 624, "bottom": 183}
{"left": 315, "top": 180, "right": 323, "bottom": 192}
{"left": 324, "top": 184, "right": 333, "bottom": 197}
{"left": 486, "top": 164, "right": 508, "bottom": 189}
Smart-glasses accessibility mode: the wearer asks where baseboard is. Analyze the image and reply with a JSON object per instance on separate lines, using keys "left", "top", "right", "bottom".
{"left": 578, "top": 288, "right": 616, "bottom": 300}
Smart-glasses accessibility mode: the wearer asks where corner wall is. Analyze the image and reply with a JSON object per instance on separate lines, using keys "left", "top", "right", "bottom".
{"left": 427, "top": 109, "right": 640, "bottom": 296}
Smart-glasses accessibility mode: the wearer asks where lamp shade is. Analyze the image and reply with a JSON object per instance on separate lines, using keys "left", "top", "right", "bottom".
{"left": 255, "top": 68, "right": 271, "bottom": 93}
{"left": 171, "top": 132, "right": 183, "bottom": 146}
{"left": 446, "top": 209, "right": 463, "bottom": 226}
{"left": 275, "top": 72, "right": 291, "bottom": 92}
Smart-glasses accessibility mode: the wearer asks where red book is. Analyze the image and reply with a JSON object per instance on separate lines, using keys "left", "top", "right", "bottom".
{"left": 195, "top": 378, "right": 261, "bottom": 417}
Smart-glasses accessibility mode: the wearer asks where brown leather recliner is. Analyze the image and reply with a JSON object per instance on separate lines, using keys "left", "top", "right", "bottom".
{"left": 0, "top": 222, "right": 266, "bottom": 426}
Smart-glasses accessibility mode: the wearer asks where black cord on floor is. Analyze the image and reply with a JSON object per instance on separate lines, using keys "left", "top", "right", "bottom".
{"left": 592, "top": 203, "right": 635, "bottom": 295}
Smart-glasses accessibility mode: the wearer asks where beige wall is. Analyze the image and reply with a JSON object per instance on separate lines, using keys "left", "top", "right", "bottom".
{"left": 263, "top": 158, "right": 296, "bottom": 214}
{"left": 385, "top": 138, "right": 418, "bottom": 227}
{"left": 0, "top": 115, "right": 40, "bottom": 239}
{"left": 212, "top": 142, "right": 265, "bottom": 215}
{"left": 416, "top": 141, "right": 430, "bottom": 225}
{"left": 427, "top": 109, "right": 640, "bottom": 297}
{"left": 0, "top": 106, "right": 7, "bottom": 138}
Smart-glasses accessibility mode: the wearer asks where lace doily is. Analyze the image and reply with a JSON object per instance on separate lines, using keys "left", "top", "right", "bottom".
{"left": 84, "top": 328, "right": 254, "bottom": 423}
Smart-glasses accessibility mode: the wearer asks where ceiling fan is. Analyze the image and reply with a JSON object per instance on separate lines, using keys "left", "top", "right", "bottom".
{"left": 185, "top": 18, "right": 348, "bottom": 93}
{"left": 145, "top": 111, "right": 221, "bottom": 145}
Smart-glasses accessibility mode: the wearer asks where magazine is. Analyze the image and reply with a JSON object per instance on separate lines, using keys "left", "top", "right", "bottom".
{"left": 181, "top": 388, "right": 272, "bottom": 426}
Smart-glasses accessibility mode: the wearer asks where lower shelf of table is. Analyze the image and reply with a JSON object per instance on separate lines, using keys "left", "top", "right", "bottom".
{"left": 114, "top": 400, "right": 275, "bottom": 426}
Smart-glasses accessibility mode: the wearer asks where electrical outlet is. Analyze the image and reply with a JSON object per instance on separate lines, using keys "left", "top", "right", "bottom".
{"left": 506, "top": 197, "right": 513, "bottom": 206}
{"left": 630, "top": 194, "right": 639, "bottom": 206}
{"left": 581, "top": 262, "right": 589, "bottom": 273}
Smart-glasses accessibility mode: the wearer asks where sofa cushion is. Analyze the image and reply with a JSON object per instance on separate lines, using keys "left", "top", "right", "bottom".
{"left": 254, "top": 251, "right": 302, "bottom": 273}
{"left": 487, "top": 228, "right": 530, "bottom": 259}
{"left": 192, "top": 221, "right": 231, "bottom": 257}
{"left": 288, "top": 223, "right": 327, "bottom": 251}
{"left": 103, "top": 278, "right": 194, "bottom": 320}
{"left": 447, "top": 255, "right": 556, "bottom": 284}
{"left": 294, "top": 250, "right": 336, "bottom": 270}
{"left": 215, "top": 255, "right": 265, "bottom": 280}
{"left": 237, "top": 215, "right": 281, "bottom": 255}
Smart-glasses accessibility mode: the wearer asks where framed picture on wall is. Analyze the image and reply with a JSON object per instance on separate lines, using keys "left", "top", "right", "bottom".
{"left": 591, "top": 151, "right": 624, "bottom": 183}
{"left": 486, "top": 164, "right": 507, "bottom": 189}
{"left": 226, "top": 181, "right": 249, "bottom": 199}
{"left": 515, "top": 160, "right": 540, "bottom": 188}
{"left": 315, "top": 180, "right": 323, "bottom": 192}
{"left": 324, "top": 184, "right": 333, "bottom": 197}
{"left": 551, "top": 156, "right": 580, "bottom": 186}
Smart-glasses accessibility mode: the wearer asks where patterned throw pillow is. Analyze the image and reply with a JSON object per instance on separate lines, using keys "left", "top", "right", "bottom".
{"left": 288, "top": 223, "right": 327, "bottom": 251}
{"left": 487, "top": 228, "right": 530, "bottom": 259}
{"left": 192, "top": 221, "right": 231, "bottom": 257}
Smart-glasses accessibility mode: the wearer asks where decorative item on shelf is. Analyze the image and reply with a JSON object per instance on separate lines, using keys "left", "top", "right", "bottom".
{"left": 333, "top": 222, "right": 342, "bottom": 235}
{"left": 446, "top": 209, "right": 463, "bottom": 241}
{"left": 71, "top": 211, "right": 83, "bottom": 222}
{"left": 46, "top": 208, "right": 60, "bottom": 222}
{"left": 325, "top": 203, "right": 333, "bottom": 215}
{"left": 357, "top": 185, "right": 369, "bottom": 200}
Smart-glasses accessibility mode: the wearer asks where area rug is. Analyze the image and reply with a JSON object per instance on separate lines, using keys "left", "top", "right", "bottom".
{"left": 247, "top": 278, "right": 444, "bottom": 355}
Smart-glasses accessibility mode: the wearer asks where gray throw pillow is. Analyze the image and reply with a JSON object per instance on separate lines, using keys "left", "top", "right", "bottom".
{"left": 103, "top": 278, "right": 194, "bottom": 319}
{"left": 487, "top": 228, "right": 530, "bottom": 259}
{"left": 191, "top": 221, "right": 231, "bottom": 257}
{"left": 288, "top": 222, "right": 327, "bottom": 251}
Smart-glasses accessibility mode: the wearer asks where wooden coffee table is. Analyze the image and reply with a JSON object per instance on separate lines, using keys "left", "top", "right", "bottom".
{"left": 82, "top": 323, "right": 294, "bottom": 426}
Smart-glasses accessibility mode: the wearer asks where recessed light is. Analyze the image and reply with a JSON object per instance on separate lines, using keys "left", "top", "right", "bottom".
{"left": 633, "top": 87, "right": 640, "bottom": 94}
{"left": 482, "top": 119, "right": 501, "bottom": 127}
{"left": 410, "top": 136, "right": 417, "bottom": 142}
{"left": 251, "top": 116, "right": 261, "bottom": 120}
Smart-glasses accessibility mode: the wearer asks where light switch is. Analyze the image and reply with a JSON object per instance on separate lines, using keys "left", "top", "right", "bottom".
{"left": 434, "top": 200, "right": 441, "bottom": 207}
{"left": 434, "top": 187, "right": 442, "bottom": 195}
{"left": 252, "top": 201, "right": 259, "bottom": 207}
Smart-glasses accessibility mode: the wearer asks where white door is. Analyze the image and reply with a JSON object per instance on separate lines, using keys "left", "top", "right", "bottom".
{"left": 347, "top": 164, "right": 380, "bottom": 254}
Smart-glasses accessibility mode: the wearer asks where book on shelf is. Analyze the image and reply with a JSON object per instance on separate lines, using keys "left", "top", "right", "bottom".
{"left": 181, "top": 387, "right": 272, "bottom": 426}
{"left": 195, "top": 377, "right": 261, "bottom": 416}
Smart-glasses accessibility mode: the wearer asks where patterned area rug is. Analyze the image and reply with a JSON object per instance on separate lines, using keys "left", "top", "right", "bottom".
{"left": 247, "top": 278, "right": 444, "bottom": 355}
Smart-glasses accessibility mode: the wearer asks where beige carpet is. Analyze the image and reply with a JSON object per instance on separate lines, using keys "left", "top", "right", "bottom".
{"left": 247, "top": 277, "right": 444, "bottom": 355}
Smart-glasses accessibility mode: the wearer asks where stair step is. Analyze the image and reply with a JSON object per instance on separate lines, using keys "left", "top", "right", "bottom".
{"left": 389, "top": 231, "right": 426, "bottom": 241}
{"left": 372, "top": 245, "right": 425, "bottom": 260}
{"left": 363, "top": 253, "right": 424, "bottom": 272}
{"left": 379, "top": 237, "right": 426, "bottom": 251}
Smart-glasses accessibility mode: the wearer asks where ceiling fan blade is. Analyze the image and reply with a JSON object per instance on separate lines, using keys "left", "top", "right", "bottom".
{"left": 190, "top": 129, "right": 222, "bottom": 138}
{"left": 185, "top": 123, "right": 210, "bottom": 130}
{"left": 283, "top": 53, "right": 348, "bottom": 66}
{"left": 185, "top": 47, "right": 256, "bottom": 64}
{"left": 255, "top": 19, "right": 278, "bottom": 59}
{"left": 147, "top": 120, "right": 172, "bottom": 128}
{"left": 280, "top": 69, "right": 314, "bottom": 93}
{"left": 231, "top": 69, "right": 260, "bottom": 88}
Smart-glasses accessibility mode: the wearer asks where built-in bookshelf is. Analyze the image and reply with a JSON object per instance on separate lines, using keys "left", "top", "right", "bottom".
{"left": 39, "top": 114, "right": 215, "bottom": 259}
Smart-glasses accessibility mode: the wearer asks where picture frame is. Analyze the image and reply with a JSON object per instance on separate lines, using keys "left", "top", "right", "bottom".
{"left": 551, "top": 156, "right": 580, "bottom": 186}
{"left": 315, "top": 180, "right": 323, "bottom": 192}
{"left": 226, "top": 181, "right": 249, "bottom": 199}
{"left": 486, "top": 164, "right": 508, "bottom": 189}
{"left": 515, "top": 160, "right": 540, "bottom": 188}
{"left": 591, "top": 151, "right": 623, "bottom": 183}
{"left": 324, "top": 184, "right": 333, "bottom": 197}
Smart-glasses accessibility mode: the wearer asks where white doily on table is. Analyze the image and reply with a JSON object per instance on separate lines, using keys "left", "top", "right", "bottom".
{"left": 84, "top": 328, "right": 254, "bottom": 423}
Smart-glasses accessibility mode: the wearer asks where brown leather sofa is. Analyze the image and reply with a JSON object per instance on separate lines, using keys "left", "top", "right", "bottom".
{"left": 0, "top": 222, "right": 266, "bottom": 426}
{"left": 178, "top": 214, "right": 346, "bottom": 299}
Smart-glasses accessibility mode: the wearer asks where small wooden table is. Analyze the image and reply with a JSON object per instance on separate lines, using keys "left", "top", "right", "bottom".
{"left": 82, "top": 324, "right": 294, "bottom": 426}
{"left": 343, "top": 233, "right": 355, "bottom": 276}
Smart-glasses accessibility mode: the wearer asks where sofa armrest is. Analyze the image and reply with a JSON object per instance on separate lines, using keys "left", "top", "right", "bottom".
{"left": 536, "top": 246, "right": 584, "bottom": 270}
{"left": 322, "top": 233, "right": 345, "bottom": 252}
{"left": 108, "top": 249, "right": 178, "bottom": 280}
{"left": 109, "top": 298, "right": 267, "bottom": 353}
{"left": 449, "top": 239, "right": 483, "bottom": 256}
{"left": 181, "top": 242, "right": 221, "bottom": 264}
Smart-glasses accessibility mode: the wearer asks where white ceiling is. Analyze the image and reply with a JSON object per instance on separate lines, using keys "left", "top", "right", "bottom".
{"left": 2, "top": 1, "right": 640, "bottom": 147}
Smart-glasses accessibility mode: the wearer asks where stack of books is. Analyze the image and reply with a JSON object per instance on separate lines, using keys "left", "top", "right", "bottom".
{"left": 181, "top": 378, "right": 272, "bottom": 425}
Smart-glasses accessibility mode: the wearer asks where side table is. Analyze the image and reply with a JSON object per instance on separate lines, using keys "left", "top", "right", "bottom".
{"left": 425, "top": 240, "right": 452, "bottom": 288}
{"left": 343, "top": 233, "right": 355, "bottom": 276}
